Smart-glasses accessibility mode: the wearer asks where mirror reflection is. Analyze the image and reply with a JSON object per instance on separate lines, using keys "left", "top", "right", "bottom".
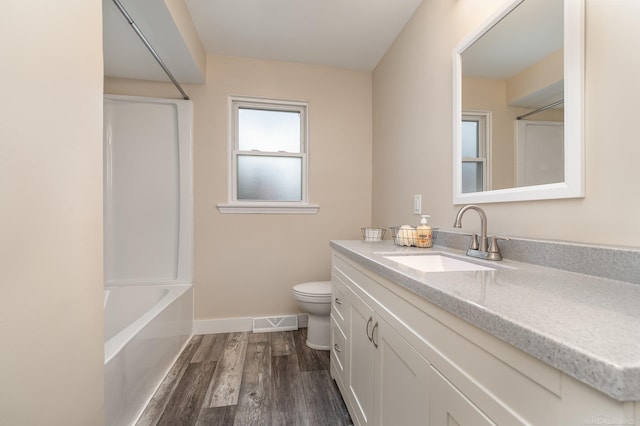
{"left": 460, "top": 0, "right": 564, "bottom": 193}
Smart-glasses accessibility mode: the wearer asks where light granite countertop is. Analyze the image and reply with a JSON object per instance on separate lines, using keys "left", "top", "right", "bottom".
{"left": 330, "top": 239, "right": 640, "bottom": 402}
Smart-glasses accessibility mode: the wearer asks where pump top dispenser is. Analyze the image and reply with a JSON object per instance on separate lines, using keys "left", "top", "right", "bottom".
{"left": 416, "top": 215, "right": 433, "bottom": 248}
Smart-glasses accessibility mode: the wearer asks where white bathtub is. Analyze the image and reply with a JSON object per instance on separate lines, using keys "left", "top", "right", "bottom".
{"left": 104, "top": 284, "right": 193, "bottom": 426}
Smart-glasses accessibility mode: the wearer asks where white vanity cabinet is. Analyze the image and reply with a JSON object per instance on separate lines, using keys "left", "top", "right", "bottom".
{"left": 332, "top": 257, "right": 431, "bottom": 426}
{"left": 330, "top": 250, "right": 639, "bottom": 426}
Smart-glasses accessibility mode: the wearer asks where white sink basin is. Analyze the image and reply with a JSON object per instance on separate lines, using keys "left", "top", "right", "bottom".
{"left": 383, "top": 254, "right": 495, "bottom": 272}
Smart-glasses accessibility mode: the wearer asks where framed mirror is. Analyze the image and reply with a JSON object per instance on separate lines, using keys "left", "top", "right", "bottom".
{"left": 453, "top": 0, "right": 585, "bottom": 204}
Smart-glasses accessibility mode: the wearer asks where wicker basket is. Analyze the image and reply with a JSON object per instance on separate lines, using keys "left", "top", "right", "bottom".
{"left": 389, "top": 226, "right": 418, "bottom": 247}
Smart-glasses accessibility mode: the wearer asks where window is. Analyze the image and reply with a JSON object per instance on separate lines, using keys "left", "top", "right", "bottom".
{"left": 461, "top": 112, "right": 491, "bottom": 193}
{"left": 217, "top": 96, "right": 318, "bottom": 214}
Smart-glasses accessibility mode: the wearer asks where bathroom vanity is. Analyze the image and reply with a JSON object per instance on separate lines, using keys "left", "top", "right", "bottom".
{"left": 329, "top": 239, "right": 640, "bottom": 426}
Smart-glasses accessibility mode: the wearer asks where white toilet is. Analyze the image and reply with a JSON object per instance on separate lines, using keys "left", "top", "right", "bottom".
{"left": 292, "top": 281, "right": 332, "bottom": 350}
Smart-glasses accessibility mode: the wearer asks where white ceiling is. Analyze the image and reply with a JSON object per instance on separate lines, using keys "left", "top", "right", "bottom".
{"left": 461, "top": 0, "right": 563, "bottom": 79}
{"left": 460, "top": 0, "right": 564, "bottom": 109}
{"left": 184, "top": 0, "right": 424, "bottom": 72}
{"left": 103, "top": 0, "right": 424, "bottom": 83}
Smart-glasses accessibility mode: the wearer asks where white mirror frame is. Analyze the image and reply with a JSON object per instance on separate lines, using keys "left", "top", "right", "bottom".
{"left": 453, "top": 0, "right": 585, "bottom": 204}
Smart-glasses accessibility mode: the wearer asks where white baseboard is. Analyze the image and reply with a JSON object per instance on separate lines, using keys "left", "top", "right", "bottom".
{"left": 297, "top": 313, "right": 308, "bottom": 328}
{"left": 193, "top": 314, "right": 308, "bottom": 335}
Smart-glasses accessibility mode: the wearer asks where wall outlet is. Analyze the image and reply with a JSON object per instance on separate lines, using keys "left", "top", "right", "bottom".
{"left": 413, "top": 194, "right": 422, "bottom": 214}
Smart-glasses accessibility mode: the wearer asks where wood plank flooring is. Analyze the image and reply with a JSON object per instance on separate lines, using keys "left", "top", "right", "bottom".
{"left": 137, "top": 329, "right": 353, "bottom": 426}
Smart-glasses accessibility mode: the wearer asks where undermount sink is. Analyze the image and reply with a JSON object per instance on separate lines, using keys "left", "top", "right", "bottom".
{"left": 383, "top": 254, "right": 496, "bottom": 272}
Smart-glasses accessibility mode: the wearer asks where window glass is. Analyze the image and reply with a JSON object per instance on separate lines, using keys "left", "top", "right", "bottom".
{"left": 461, "top": 112, "right": 489, "bottom": 193}
{"left": 462, "top": 162, "right": 484, "bottom": 193}
{"left": 461, "top": 121, "right": 479, "bottom": 158}
{"left": 238, "top": 108, "right": 301, "bottom": 153}
{"left": 237, "top": 155, "right": 302, "bottom": 201}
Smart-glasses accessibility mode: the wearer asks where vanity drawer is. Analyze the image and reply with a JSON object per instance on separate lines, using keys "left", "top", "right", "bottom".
{"left": 330, "top": 315, "right": 347, "bottom": 379}
{"left": 331, "top": 272, "right": 349, "bottom": 330}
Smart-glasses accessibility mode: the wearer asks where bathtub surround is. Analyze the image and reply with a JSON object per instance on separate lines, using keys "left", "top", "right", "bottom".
{"left": 103, "top": 95, "right": 194, "bottom": 425}
{"left": 104, "top": 284, "right": 193, "bottom": 426}
{"left": 103, "top": 95, "right": 193, "bottom": 286}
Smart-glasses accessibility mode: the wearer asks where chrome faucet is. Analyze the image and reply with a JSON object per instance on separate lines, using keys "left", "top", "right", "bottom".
{"left": 453, "top": 205, "right": 506, "bottom": 261}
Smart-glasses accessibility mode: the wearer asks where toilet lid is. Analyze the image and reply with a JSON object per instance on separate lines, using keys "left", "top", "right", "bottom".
{"left": 293, "top": 281, "right": 331, "bottom": 296}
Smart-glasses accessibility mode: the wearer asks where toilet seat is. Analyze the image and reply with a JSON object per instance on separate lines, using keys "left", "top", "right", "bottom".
{"left": 292, "top": 281, "right": 331, "bottom": 303}
{"left": 293, "top": 281, "right": 331, "bottom": 295}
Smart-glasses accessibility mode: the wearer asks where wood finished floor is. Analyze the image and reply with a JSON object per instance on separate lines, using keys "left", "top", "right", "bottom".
{"left": 137, "top": 329, "right": 353, "bottom": 426}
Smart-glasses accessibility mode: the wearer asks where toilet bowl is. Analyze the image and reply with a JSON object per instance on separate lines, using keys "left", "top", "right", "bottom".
{"left": 292, "top": 281, "right": 332, "bottom": 350}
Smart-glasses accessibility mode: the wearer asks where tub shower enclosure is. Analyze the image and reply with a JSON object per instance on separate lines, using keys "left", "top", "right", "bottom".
{"left": 103, "top": 95, "right": 194, "bottom": 426}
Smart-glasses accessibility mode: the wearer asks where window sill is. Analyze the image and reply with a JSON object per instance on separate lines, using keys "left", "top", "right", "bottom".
{"left": 216, "top": 202, "right": 320, "bottom": 215}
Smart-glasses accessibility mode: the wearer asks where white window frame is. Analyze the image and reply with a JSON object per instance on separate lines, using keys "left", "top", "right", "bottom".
{"left": 217, "top": 95, "right": 319, "bottom": 214}
{"left": 461, "top": 111, "right": 492, "bottom": 192}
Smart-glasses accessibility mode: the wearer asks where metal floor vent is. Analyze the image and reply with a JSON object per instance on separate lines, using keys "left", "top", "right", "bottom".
{"left": 252, "top": 315, "right": 299, "bottom": 333}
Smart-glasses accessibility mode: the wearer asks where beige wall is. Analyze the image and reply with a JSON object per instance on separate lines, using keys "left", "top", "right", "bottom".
{"left": 373, "top": 0, "right": 640, "bottom": 247}
{"left": 507, "top": 49, "right": 564, "bottom": 105}
{"left": 106, "top": 54, "right": 372, "bottom": 320}
{"left": 0, "top": 1, "right": 104, "bottom": 425}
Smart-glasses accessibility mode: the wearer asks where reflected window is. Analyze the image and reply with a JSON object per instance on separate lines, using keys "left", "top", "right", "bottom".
{"left": 461, "top": 112, "right": 490, "bottom": 193}
{"left": 230, "top": 97, "right": 308, "bottom": 202}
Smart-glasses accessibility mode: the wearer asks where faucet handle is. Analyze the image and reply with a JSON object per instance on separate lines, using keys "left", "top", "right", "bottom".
{"left": 469, "top": 233, "right": 479, "bottom": 250}
{"left": 488, "top": 236, "right": 509, "bottom": 254}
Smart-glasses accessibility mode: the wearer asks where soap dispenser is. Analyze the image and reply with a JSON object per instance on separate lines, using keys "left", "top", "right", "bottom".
{"left": 416, "top": 215, "right": 433, "bottom": 248}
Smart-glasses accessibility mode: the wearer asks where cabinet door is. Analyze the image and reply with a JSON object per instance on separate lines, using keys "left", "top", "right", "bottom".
{"left": 374, "top": 315, "right": 431, "bottom": 426}
{"left": 347, "top": 289, "right": 375, "bottom": 426}
{"left": 430, "top": 366, "right": 496, "bottom": 426}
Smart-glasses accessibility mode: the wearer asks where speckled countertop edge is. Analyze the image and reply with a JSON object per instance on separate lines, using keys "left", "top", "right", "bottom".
{"left": 330, "top": 239, "right": 640, "bottom": 402}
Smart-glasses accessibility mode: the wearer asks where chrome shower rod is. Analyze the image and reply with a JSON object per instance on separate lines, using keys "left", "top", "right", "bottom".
{"left": 111, "top": 0, "right": 190, "bottom": 100}
{"left": 516, "top": 99, "right": 564, "bottom": 120}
